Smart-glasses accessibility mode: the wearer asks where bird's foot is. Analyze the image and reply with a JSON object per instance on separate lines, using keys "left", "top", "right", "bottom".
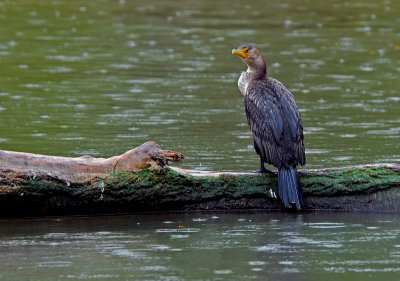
{"left": 252, "top": 168, "right": 275, "bottom": 175}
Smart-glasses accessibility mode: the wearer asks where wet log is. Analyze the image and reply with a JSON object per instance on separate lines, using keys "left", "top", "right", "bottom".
{"left": 0, "top": 141, "right": 399, "bottom": 216}
{"left": 0, "top": 141, "right": 183, "bottom": 184}
{"left": 170, "top": 164, "right": 400, "bottom": 212}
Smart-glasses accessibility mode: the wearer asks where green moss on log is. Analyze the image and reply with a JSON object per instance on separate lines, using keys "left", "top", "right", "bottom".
{"left": 1, "top": 165, "right": 400, "bottom": 216}
{"left": 102, "top": 169, "right": 277, "bottom": 204}
{"left": 301, "top": 167, "right": 400, "bottom": 196}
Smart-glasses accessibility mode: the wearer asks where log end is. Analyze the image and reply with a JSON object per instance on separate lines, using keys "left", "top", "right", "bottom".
{"left": 111, "top": 141, "right": 184, "bottom": 173}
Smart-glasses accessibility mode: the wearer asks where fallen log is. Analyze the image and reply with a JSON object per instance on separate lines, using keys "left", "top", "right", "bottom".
{"left": 0, "top": 141, "right": 183, "bottom": 184}
{"left": 0, "top": 141, "right": 399, "bottom": 216}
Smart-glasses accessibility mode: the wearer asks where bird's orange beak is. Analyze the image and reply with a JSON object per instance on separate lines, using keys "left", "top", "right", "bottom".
{"left": 232, "top": 48, "right": 249, "bottom": 59}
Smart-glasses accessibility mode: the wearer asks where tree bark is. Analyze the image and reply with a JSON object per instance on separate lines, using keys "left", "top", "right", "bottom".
{"left": 0, "top": 141, "right": 399, "bottom": 216}
{"left": 0, "top": 141, "right": 183, "bottom": 184}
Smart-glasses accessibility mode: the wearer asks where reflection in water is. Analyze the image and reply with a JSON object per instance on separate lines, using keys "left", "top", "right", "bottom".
{"left": 0, "top": 0, "right": 399, "bottom": 171}
{"left": 1, "top": 212, "right": 400, "bottom": 280}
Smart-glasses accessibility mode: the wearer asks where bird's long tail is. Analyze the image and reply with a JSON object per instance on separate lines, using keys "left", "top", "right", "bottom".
{"left": 277, "top": 166, "right": 303, "bottom": 210}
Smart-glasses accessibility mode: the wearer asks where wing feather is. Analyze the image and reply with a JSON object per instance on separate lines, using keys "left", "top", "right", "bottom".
{"left": 244, "top": 78, "right": 305, "bottom": 168}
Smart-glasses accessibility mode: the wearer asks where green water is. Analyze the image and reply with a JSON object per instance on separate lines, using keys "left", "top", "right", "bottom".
{"left": 1, "top": 212, "right": 400, "bottom": 281}
{"left": 0, "top": 1, "right": 400, "bottom": 280}
{"left": 0, "top": 0, "right": 399, "bottom": 171}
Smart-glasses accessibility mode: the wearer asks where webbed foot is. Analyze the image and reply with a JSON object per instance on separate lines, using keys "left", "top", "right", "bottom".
{"left": 252, "top": 168, "right": 275, "bottom": 175}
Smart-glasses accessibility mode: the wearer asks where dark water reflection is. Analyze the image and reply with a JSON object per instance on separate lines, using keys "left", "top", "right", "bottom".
{"left": 0, "top": 0, "right": 399, "bottom": 171}
{"left": 1, "top": 212, "right": 400, "bottom": 281}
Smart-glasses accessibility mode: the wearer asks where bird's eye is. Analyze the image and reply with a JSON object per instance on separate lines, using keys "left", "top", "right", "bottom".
{"left": 243, "top": 48, "right": 248, "bottom": 53}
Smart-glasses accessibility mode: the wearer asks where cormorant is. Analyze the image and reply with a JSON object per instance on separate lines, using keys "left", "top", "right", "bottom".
{"left": 232, "top": 44, "right": 306, "bottom": 210}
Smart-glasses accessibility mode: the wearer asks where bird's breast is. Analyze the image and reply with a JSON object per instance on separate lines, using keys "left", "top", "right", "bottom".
{"left": 238, "top": 71, "right": 250, "bottom": 96}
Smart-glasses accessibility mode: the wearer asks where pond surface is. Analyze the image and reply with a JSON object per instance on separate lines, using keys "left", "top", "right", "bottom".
{"left": 0, "top": 0, "right": 399, "bottom": 171}
{"left": 1, "top": 212, "right": 400, "bottom": 281}
{"left": 0, "top": 2, "right": 399, "bottom": 280}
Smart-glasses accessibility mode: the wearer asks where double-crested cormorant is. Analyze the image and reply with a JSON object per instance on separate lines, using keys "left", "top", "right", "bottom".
{"left": 232, "top": 44, "right": 305, "bottom": 210}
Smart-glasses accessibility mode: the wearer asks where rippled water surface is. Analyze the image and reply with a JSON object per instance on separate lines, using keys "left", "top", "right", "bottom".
{"left": 0, "top": 0, "right": 399, "bottom": 171}
{"left": 1, "top": 2, "right": 399, "bottom": 280}
{"left": 1, "top": 212, "right": 400, "bottom": 281}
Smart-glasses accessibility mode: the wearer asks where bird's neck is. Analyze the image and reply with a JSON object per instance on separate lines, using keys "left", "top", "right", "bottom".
{"left": 238, "top": 56, "right": 267, "bottom": 96}
{"left": 247, "top": 56, "right": 267, "bottom": 79}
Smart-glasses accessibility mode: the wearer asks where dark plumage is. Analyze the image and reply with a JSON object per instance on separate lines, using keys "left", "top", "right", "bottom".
{"left": 232, "top": 44, "right": 305, "bottom": 210}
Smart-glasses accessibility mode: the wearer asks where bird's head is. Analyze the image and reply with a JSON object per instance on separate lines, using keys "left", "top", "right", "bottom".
{"left": 232, "top": 44, "right": 261, "bottom": 61}
{"left": 232, "top": 44, "right": 254, "bottom": 60}
{"left": 232, "top": 44, "right": 266, "bottom": 76}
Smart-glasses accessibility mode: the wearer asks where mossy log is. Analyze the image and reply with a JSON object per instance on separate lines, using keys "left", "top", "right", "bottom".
{"left": 0, "top": 141, "right": 399, "bottom": 216}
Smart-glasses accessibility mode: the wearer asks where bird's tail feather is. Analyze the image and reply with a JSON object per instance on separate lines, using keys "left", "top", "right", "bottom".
{"left": 278, "top": 167, "right": 303, "bottom": 210}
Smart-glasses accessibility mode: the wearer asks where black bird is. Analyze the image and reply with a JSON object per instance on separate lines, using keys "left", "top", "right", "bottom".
{"left": 232, "top": 44, "right": 306, "bottom": 210}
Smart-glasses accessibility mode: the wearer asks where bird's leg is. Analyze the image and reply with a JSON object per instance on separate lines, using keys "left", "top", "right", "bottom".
{"left": 253, "top": 157, "right": 275, "bottom": 174}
